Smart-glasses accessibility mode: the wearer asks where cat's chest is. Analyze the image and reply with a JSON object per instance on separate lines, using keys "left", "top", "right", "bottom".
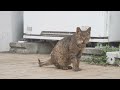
{"left": 70, "top": 43, "right": 85, "bottom": 50}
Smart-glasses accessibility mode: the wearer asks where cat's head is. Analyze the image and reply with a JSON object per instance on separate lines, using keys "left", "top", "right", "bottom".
{"left": 75, "top": 26, "right": 91, "bottom": 45}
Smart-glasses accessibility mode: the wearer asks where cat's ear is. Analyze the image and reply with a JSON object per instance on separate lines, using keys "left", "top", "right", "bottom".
{"left": 87, "top": 27, "right": 91, "bottom": 33}
{"left": 76, "top": 27, "right": 82, "bottom": 34}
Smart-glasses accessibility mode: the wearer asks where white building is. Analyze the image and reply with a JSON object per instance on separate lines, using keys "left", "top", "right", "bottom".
{"left": 23, "top": 11, "right": 120, "bottom": 42}
{"left": 24, "top": 11, "right": 108, "bottom": 39}
{"left": 1, "top": 11, "right": 120, "bottom": 52}
{"left": 0, "top": 11, "right": 23, "bottom": 52}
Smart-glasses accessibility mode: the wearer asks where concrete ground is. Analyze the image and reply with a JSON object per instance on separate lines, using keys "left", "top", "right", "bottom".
{"left": 0, "top": 53, "right": 120, "bottom": 79}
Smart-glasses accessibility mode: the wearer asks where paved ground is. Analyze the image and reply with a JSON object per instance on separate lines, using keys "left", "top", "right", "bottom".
{"left": 0, "top": 53, "right": 120, "bottom": 79}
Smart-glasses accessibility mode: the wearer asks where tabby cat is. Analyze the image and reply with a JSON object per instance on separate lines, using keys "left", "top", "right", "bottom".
{"left": 38, "top": 26, "right": 91, "bottom": 71}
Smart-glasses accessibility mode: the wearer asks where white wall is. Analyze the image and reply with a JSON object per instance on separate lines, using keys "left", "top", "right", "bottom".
{"left": 11, "top": 11, "right": 23, "bottom": 42}
{"left": 0, "top": 11, "right": 23, "bottom": 52}
{"left": 108, "top": 11, "right": 120, "bottom": 42}
{"left": 0, "top": 11, "right": 12, "bottom": 51}
{"left": 24, "top": 11, "right": 107, "bottom": 37}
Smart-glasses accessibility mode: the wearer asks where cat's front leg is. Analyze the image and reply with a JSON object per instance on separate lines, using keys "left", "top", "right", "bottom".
{"left": 71, "top": 57, "right": 81, "bottom": 71}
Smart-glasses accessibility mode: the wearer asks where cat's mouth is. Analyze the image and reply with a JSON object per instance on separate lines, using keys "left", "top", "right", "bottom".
{"left": 81, "top": 44, "right": 86, "bottom": 47}
{"left": 81, "top": 43, "right": 86, "bottom": 45}
{"left": 81, "top": 42, "right": 86, "bottom": 45}
{"left": 77, "top": 43, "right": 86, "bottom": 48}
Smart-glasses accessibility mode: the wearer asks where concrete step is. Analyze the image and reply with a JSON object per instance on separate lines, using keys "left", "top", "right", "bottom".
{"left": 9, "top": 42, "right": 53, "bottom": 54}
{"left": 83, "top": 48, "right": 103, "bottom": 55}
{"left": 9, "top": 42, "right": 103, "bottom": 55}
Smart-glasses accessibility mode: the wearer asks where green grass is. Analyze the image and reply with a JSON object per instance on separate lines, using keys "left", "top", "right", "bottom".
{"left": 82, "top": 44, "right": 120, "bottom": 66}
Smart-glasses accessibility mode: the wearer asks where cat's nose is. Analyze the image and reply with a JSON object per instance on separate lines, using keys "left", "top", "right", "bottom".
{"left": 81, "top": 41, "right": 84, "bottom": 43}
{"left": 78, "top": 41, "right": 83, "bottom": 44}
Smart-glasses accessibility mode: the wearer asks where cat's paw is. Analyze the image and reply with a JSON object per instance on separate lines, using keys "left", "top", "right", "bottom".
{"left": 62, "top": 67, "right": 69, "bottom": 70}
{"left": 67, "top": 66, "right": 72, "bottom": 69}
{"left": 73, "top": 68, "right": 82, "bottom": 72}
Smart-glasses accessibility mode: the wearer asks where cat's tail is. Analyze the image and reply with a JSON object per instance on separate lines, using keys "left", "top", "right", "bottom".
{"left": 38, "top": 58, "right": 42, "bottom": 67}
{"left": 38, "top": 58, "right": 53, "bottom": 67}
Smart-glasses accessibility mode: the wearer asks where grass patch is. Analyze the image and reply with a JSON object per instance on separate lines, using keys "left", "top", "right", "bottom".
{"left": 82, "top": 44, "right": 120, "bottom": 66}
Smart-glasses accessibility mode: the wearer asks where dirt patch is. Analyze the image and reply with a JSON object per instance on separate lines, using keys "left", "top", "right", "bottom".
{"left": 0, "top": 53, "right": 120, "bottom": 79}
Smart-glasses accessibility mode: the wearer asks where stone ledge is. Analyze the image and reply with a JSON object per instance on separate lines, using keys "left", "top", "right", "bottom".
{"left": 9, "top": 42, "right": 103, "bottom": 55}
{"left": 83, "top": 48, "right": 103, "bottom": 55}
{"left": 9, "top": 42, "right": 53, "bottom": 54}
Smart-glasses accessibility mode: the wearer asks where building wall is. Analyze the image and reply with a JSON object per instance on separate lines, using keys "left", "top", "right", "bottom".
{"left": 0, "top": 11, "right": 12, "bottom": 51}
{"left": 108, "top": 11, "right": 120, "bottom": 42}
{"left": 24, "top": 11, "right": 107, "bottom": 37}
{"left": 0, "top": 11, "right": 23, "bottom": 52}
{"left": 11, "top": 11, "right": 23, "bottom": 42}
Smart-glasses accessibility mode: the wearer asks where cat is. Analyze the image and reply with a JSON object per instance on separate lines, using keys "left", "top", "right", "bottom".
{"left": 38, "top": 26, "right": 91, "bottom": 71}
